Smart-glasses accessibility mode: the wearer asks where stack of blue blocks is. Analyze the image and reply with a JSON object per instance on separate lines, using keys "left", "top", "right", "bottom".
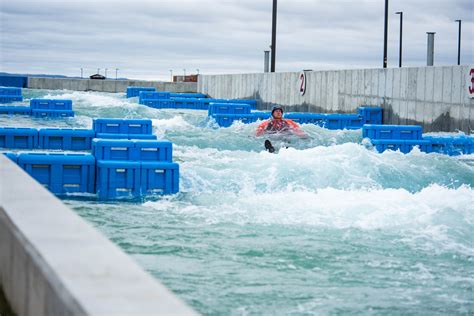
{"left": 0, "top": 87, "right": 23, "bottom": 103}
{"left": 17, "top": 152, "right": 95, "bottom": 194}
{"left": 30, "top": 99, "right": 74, "bottom": 117}
{"left": 93, "top": 139, "right": 179, "bottom": 199}
{"left": 363, "top": 124, "right": 473, "bottom": 155}
{"left": 126, "top": 86, "right": 156, "bottom": 98}
{"left": 93, "top": 118, "right": 157, "bottom": 140}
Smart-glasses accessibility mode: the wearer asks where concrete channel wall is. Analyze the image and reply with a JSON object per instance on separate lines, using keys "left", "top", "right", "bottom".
{"left": 198, "top": 66, "right": 474, "bottom": 134}
{"left": 0, "top": 156, "right": 197, "bottom": 316}
{"left": 28, "top": 77, "right": 198, "bottom": 93}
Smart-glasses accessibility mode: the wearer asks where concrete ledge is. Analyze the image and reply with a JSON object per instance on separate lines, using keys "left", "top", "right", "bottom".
{"left": 27, "top": 77, "right": 197, "bottom": 93}
{"left": 0, "top": 155, "right": 197, "bottom": 316}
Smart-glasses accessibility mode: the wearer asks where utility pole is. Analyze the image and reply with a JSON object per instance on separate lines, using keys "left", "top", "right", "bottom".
{"left": 383, "top": 0, "right": 389, "bottom": 68}
{"left": 455, "top": 20, "right": 461, "bottom": 65}
{"left": 395, "top": 11, "right": 403, "bottom": 67}
{"left": 271, "top": 0, "right": 277, "bottom": 72}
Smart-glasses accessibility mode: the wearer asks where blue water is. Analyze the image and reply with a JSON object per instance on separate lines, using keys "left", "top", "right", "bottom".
{"left": 2, "top": 89, "right": 474, "bottom": 315}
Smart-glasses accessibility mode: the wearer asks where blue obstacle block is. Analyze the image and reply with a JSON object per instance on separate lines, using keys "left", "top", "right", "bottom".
{"left": 17, "top": 153, "right": 95, "bottom": 194}
{"left": 359, "top": 107, "right": 383, "bottom": 124}
{"left": 211, "top": 114, "right": 257, "bottom": 127}
{"left": 0, "top": 76, "right": 28, "bottom": 88}
{"left": 126, "top": 87, "right": 156, "bottom": 98}
{"left": 0, "top": 95, "right": 23, "bottom": 103}
{"left": 134, "top": 140, "right": 173, "bottom": 162}
{"left": 38, "top": 128, "right": 95, "bottom": 150}
{"left": 0, "top": 127, "right": 38, "bottom": 149}
{"left": 363, "top": 124, "right": 422, "bottom": 140}
{"left": 31, "top": 109, "right": 74, "bottom": 118}
{"left": 140, "top": 162, "right": 179, "bottom": 195}
{"left": 252, "top": 111, "right": 271, "bottom": 121}
{"left": 96, "top": 160, "right": 141, "bottom": 199}
{"left": 208, "top": 103, "right": 252, "bottom": 116}
{"left": 92, "top": 139, "right": 136, "bottom": 161}
{"left": 95, "top": 133, "right": 157, "bottom": 140}
{"left": 2, "top": 152, "right": 17, "bottom": 163}
{"left": 172, "top": 97, "right": 201, "bottom": 109}
{"left": 283, "top": 113, "right": 326, "bottom": 125}
{"left": 423, "top": 135, "right": 469, "bottom": 156}
{"left": 0, "top": 106, "right": 31, "bottom": 115}
{"left": 371, "top": 139, "right": 431, "bottom": 154}
{"left": 30, "top": 99, "right": 73, "bottom": 111}
{"left": 0, "top": 87, "right": 22, "bottom": 96}
{"left": 201, "top": 98, "right": 257, "bottom": 109}
{"left": 169, "top": 93, "right": 207, "bottom": 98}
{"left": 142, "top": 99, "right": 176, "bottom": 109}
{"left": 92, "top": 118, "right": 152, "bottom": 135}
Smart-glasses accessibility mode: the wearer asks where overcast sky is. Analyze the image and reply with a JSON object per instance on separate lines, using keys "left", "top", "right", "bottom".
{"left": 0, "top": 0, "right": 472, "bottom": 81}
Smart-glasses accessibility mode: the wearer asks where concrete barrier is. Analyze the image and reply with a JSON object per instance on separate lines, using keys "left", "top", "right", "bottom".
{"left": 198, "top": 66, "right": 474, "bottom": 134}
{"left": 27, "top": 77, "right": 198, "bottom": 94}
{"left": 0, "top": 155, "right": 197, "bottom": 316}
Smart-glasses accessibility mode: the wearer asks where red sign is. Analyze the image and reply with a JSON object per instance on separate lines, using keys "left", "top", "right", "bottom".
{"left": 299, "top": 71, "right": 306, "bottom": 96}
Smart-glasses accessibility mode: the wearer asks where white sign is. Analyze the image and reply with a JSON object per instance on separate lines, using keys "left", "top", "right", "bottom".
{"left": 469, "top": 66, "right": 474, "bottom": 99}
{"left": 299, "top": 71, "right": 306, "bottom": 96}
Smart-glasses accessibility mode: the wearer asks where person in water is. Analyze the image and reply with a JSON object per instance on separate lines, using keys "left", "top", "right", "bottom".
{"left": 255, "top": 106, "right": 307, "bottom": 152}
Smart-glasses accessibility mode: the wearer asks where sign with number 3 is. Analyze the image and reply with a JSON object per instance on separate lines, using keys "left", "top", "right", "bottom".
{"left": 469, "top": 67, "right": 474, "bottom": 99}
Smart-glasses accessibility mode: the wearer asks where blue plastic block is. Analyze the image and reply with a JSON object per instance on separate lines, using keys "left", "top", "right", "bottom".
{"left": 2, "top": 152, "right": 17, "bottom": 163}
{"left": 38, "top": 128, "right": 95, "bottom": 150}
{"left": 30, "top": 99, "right": 72, "bottom": 111}
{"left": 0, "top": 106, "right": 31, "bottom": 115}
{"left": 126, "top": 87, "right": 156, "bottom": 98}
{"left": 201, "top": 98, "right": 256, "bottom": 109}
{"left": 0, "top": 127, "right": 38, "bottom": 149}
{"left": 172, "top": 97, "right": 200, "bottom": 109}
{"left": 0, "top": 95, "right": 23, "bottom": 103}
{"left": 359, "top": 107, "right": 383, "bottom": 124}
{"left": 371, "top": 139, "right": 431, "bottom": 154}
{"left": 96, "top": 160, "right": 141, "bottom": 199}
{"left": 363, "top": 124, "right": 422, "bottom": 140}
{"left": 423, "top": 136, "right": 469, "bottom": 156}
{"left": 0, "top": 87, "right": 22, "bottom": 96}
{"left": 142, "top": 99, "right": 176, "bottom": 109}
{"left": 466, "top": 137, "right": 474, "bottom": 154}
{"left": 134, "top": 140, "right": 173, "bottom": 162}
{"left": 31, "top": 109, "right": 75, "bottom": 118}
{"left": 0, "top": 76, "right": 27, "bottom": 88}
{"left": 18, "top": 153, "right": 95, "bottom": 194}
{"left": 95, "top": 133, "right": 157, "bottom": 140}
{"left": 283, "top": 113, "right": 327, "bottom": 126}
{"left": 92, "top": 139, "right": 136, "bottom": 161}
{"left": 139, "top": 91, "right": 172, "bottom": 103}
{"left": 92, "top": 118, "right": 152, "bottom": 135}
{"left": 169, "top": 93, "right": 207, "bottom": 98}
{"left": 212, "top": 114, "right": 257, "bottom": 127}
{"left": 252, "top": 111, "right": 271, "bottom": 121}
{"left": 208, "top": 103, "right": 252, "bottom": 116}
{"left": 140, "top": 162, "right": 179, "bottom": 195}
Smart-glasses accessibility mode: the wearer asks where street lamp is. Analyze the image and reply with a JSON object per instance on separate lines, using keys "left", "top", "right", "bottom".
{"left": 169, "top": 70, "right": 173, "bottom": 82}
{"left": 97, "top": 68, "right": 100, "bottom": 74}
{"left": 455, "top": 20, "right": 461, "bottom": 65}
{"left": 80, "top": 68, "right": 83, "bottom": 79}
{"left": 196, "top": 69, "right": 200, "bottom": 75}
{"left": 395, "top": 11, "right": 403, "bottom": 67}
{"left": 115, "top": 68, "right": 119, "bottom": 80}
{"left": 383, "top": 0, "right": 389, "bottom": 68}
{"left": 270, "top": 0, "right": 277, "bottom": 72}
{"left": 105, "top": 68, "right": 108, "bottom": 78}
{"left": 183, "top": 69, "right": 186, "bottom": 78}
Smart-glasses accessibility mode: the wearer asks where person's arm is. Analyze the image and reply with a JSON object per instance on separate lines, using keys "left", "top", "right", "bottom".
{"left": 286, "top": 119, "right": 308, "bottom": 138}
{"left": 255, "top": 120, "right": 269, "bottom": 137}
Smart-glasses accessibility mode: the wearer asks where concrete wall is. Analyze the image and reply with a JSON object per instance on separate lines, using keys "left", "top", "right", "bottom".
{"left": 198, "top": 66, "right": 474, "bottom": 134}
{"left": 0, "top": 155, "right": 197, "bottom": 316}
{"left": 28, "top": 77, "right": 197, "bottom": 93}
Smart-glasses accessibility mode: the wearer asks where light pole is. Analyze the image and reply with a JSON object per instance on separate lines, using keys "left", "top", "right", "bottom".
{"left": 105, "top": 68, "right": 108, "bottom": 78}
{"left": 115, "top": 68, "right": 119, "bottom": 80}
{"left": 169, "top": 70, "right": 173, "bottom": 82}
{"left": 455, "top": 20, "right": 461, "bottom": 65}
{"left": 97, "top": 68, "right": 100, "bottom": 74}
{"left": 183, "top": 69, "right": 186, "bottom": 78}
{"left": 383, "top": 0, "right": 389, "bottom": 68}
{"left": 270, "top": 0, "right": 277, "bottom": 72}
{"left": 395, "top": 11, "right": 403, "bottom": 67}
{"left": 196, "top": 69, "right": 200, "bottom": 75}
{"left": 80, "top": 68, "right": 83, "bottom": 78}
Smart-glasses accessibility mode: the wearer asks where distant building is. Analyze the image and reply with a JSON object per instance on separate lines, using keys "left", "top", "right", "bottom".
{"left": 90, "top": 74, "right": 106, "bottom": 80}
{"left": 173, "top": 75, "right": 198, "bottom": 83}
